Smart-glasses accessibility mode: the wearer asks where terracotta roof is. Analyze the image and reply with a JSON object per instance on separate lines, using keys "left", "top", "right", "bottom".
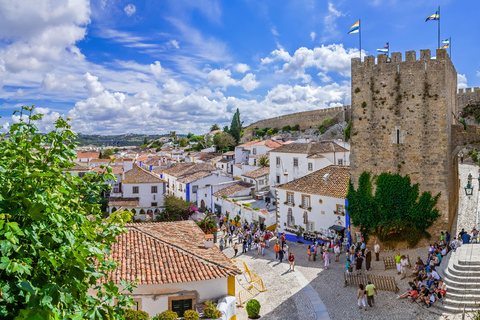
{"left": 277, "top": 165, "right": 350, "bottom": 198}
{"left": 162, "top": 163, "right": 218, "bottom": 178}
{"left": 218, "top": 158, "right": 233, "bottom": 163}
{"left": 242, "top": 166, "right": 270, "bottom": 179}
{"left": 213, "top": 181, "right": 254, "bottom": 197}
{"left": 270, "top": 141, "right": 348, "bottom": 155}
{"left": 90, "top": 159, "right": 113, "bottom": 163}
{"left": 136, "top": 156, "right": 149, "bottom": 162}
{"left": 76, "top": 152, "right": 99, "bottom": 159}
{"left": 64, "top": 161, "right": 90, "bottom": 171}
{"left": 223, "top": 151, "right": 235, "bottom": 156}
{"left": 122, "top": 165, "right": 166, "bottom": 184}
{"left": 177, "top": 171, "right": 214, "bottom": 184}
{"left": 106, "top": 221, "right": 242, "bottom": 285}
{"left": 91, "top": 165, "right": 123, "bottom": 175}
{"left": 238, "top": 139, "right": 282, "bottom": 148}
{"left": 108, "top": 197, "right": 139, "bottom": 207}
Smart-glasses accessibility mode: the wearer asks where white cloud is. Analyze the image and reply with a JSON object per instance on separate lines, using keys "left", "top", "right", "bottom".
{"left": 15, "top": 88, "right": 24, "bottom": 97}
{"left": 84, "top": 73, "right": 104, "bottom": 97}
{"left": 476, "top": 70, "right": 480, "bottom": 77}
{"left": 271, "top": 26, "right": 279, "bottom": 36}
{"left": 261, "top": 44, "right": 360, "bottom": 82}
{"left": 310, "top": 32, "right": 316, "bottom": 41}
{"left": 322, "top": 2, "right": 344, "bottom": 42}
{"left": 124, "top": 4, "right": 136, "bottom": 16}
{"left": 150, "top": 61, "right": 163, "bottom": 78}
{"left": 207, "top": 69, "right": 259, "bottom": 92}
{"left": 458, "top": 73, "right": 468, "bottom": 89}
{"left": 167, "top": 39, "right": 180, "bottom": 49}
{"left": 234, "top": 63, "right": 250, "bottom": 73}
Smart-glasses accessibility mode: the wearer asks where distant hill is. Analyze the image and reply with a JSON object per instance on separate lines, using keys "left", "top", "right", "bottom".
{"left": 75, "top": 133, "right": 185, "bottom": 147}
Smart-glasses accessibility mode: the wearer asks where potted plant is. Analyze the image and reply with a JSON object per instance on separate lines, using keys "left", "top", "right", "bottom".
{"left": 152, "top": 310, "right": 178, "bottom": 320}
{"left": 294, "top": 225, "right": 305, "bottom": 243}
{"left": 246, "top": 299, "right": 261, "bottom": 319}
{"left": 203, "top": 300, "right": 222, "bottom": 319}
{"left": 184, "top": 309, "right": 199, "bottom": 320}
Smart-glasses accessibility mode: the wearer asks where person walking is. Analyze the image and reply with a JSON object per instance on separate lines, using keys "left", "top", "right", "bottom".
{"left": 312, "top": 243, "right": 317, "bottom": 261}
{"left": 461, "top": 231, "right": 471, "bottom": 244}
{"left": 283, "top": 243, "right": 289, "bottom": 258}
{"left": 288, "top": 252, "right": 295, "bottom": 271}
{"left": 257, "top": 240, "right": 262, "bottom": 255}
{"left": 324, "top": 249, "right": 330, "bottom": 269}
{"left": 278, "top": 246, "right": 284, "bottom": 263}
{"left": 308, "top": 245, "right": 312, "bottom": 261}
{"left": 242, "top": 239, "right": 247, "bottom": 254}
{"left": 400, "top": 255, "right": 409, "bottom": 280}
{"left": 356, "top": 253, "right": 363, "bottom": 275}
{"left": 395, "top": 252, "right": 402, "bottom": 275}
{"left": 365, "top": 280, "right": 377, "bottom": 308}
{"left": 264, "top": 230, "right": 270, "bottom": 248}
{"left": 358, "top": 284, "right": 367, "bottom": 311}
{"left": 228, "top": 233, "right": 233, "bottom": 246}
{"left": 374, "top": 241, "right": 380, "bottom": 261}
{"left": 261, "top": 241, "right": 265, "bottom": 256}
{"left": 445, "top": 231, "right": 451, "bottom": 246}
{"left": 219, "top": 237, "right": 224, "bottom": 251}
{"left": 365, "top": 248, "right": 372, "bottom": 271}
{"left": 281, "top": 233, "right": 286, "bottom": 248}
{"left": 233, "top": 242, "right": 238, "bottom": 257}
{"left": 334, "top": 244, "right": 341, "bottom": 262}
{"left": 274, "top": 242, "right": 280, "bottom": 259}
{"left": 361, "top": 242, "right": 366, "bottom": 256}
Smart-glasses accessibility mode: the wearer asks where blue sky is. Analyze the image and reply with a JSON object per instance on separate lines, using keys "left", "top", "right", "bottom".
{"left": 0, "top": 0, "right": 478, "bottom": 134}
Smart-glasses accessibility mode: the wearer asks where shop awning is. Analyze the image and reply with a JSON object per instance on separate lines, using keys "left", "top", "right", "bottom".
{"left": 329, "top": 225, "right": 345, "bottom": 231}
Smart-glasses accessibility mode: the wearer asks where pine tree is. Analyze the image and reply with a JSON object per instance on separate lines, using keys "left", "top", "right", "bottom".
{"left": 229, "top": 108, "right": 242, "bottom": 144}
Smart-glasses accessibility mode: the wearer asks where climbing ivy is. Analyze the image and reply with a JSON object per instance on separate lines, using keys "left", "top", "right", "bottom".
{"left": 347, "top": 172, "right": 441, "bottom": 247}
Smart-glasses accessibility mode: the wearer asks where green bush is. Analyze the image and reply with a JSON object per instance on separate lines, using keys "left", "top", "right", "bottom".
{"left": 292, "top": 124, "right": 300, "bottom": 131}
{"left": 204, "top": 301, "right": 222, "bottom": 319}
{"left": 318, "top": 117, "right": 339, "bottom": 134}
{"left": 282, "top": 125, "right": 291, "bottom": 132}
{"left": 124, "top": 309, "right": 150, "bottom": 320}
{"left": 183, "top": 309, "right": 199, "bottom": 320}
{"left": 153, "top": 310, "right": 178, "bottom": 320}
{"left": 246, "top": 299, "right": 261, "bottom": 318}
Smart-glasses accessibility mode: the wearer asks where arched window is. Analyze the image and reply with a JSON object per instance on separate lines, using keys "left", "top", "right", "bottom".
{"left": 287, "top": 208, "right": 294, "bottom": 227}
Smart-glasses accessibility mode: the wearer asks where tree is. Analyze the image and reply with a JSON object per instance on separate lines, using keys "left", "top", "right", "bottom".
{"left": 161, "top": 195, "right": 198, "bottom": 221}
{"left": 100, "top": 149, "right": 114, "bottom": 159}
{"left": 143, "top": 136, "right": 148, "bottom": 145}
{"left": 198, "top": 135, "right": 213, "bottom": 150}
{"left": 179, "top": 137, "right": 188, "bottom": 147}
{"left": 113, "top": 148, "right": 120, "bottom": 153}
{"left": 187, "top": 132, "right": 194, "bottom": 139}
{"left": 210, "top": 124, "right": 220, "bottom": 132}
{"left": 0, "top": 106, "right": 135, "bottom": 319}
{"left": 213, "top": 132, "right": 236, "bottom": 152}
{"left": 259, "top": 156, "right": 269, "bottom": 167}
{"left": 229, "top": 108, "right": 242, "bottom": 144}
{"left": 223, "top": 125, "right": 229, "bottom": 133}
{"left": 347, "top": 172, "right": 441, "bottom": 247}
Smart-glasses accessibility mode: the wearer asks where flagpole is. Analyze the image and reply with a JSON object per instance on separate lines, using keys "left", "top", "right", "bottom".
{"left": 359, "top": 19, "right": 362, "bottom": 61}
{"left": 388, "top": 42, "right": 390, "bottom": 57}
{"left": 438, "top": 6, "right": 440, "bottom": 49}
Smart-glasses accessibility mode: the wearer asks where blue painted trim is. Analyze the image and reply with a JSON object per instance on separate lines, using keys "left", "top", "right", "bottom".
{"left": 278, "top": 232, "right": 330, "bottom": 245}
{"left": 211, "top": 185, "right": 213, "bottom": 211}
{"left": 345, "top": 198, "right": 351, "bottom": 246}
{"left": 186, "top": 183, "right": 190, "bottom": 202}
{"left": 149, "top": 165, "right": 153, "bottom": 172}
{"left": 139, "top": 161, "right": 142, "bottom": 167}
{"left": 160, "top": 174, "right": 163, "bottom": 179}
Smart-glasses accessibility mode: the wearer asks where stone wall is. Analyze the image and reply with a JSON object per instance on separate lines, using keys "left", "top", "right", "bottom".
{"left": 350, "top": 49, "right": 458, "bottom": 237}
{"left": 245, "top": 106, "right": 351, "bottom": 132}
{"left": 457, "top": 87, "right": 480, "bottom": 116}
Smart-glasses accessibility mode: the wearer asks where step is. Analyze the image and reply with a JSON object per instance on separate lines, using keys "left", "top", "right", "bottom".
{"left": 434, "top": 303, "right": 480, "bottom": 313}
{"left": 448, "top": 265, "right": 480, "bottom": 277}
{"left": 442, "top": 297, "right": 480, "bottom": 308}
{"left": 458, "top": 260, "right": 480, "bottom": 266}
{"left": 439, "top": 284, "right": 480, "bottom": 295}
{"left": 441, "top": 277, "right": 480, "bottom": 289}
{"left": 444, "top": 267, "right": 480, "bottom": 282}
{"left": 451, "top": 263, "right": 480, "bottom": 272}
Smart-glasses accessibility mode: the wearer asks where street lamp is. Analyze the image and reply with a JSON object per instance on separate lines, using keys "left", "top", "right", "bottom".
{"left": 465, "top": 173, "right": 474, "bottom": 196}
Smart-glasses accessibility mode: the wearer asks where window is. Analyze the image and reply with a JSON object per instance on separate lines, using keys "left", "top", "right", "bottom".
{"left": 306, "top": 221, "right": 314, "bottom": 232}
{"left": 276, "top": 175, "right": 280, "bottom": 184}
{"left": 151, "top": 202, "right": 157, "bottom": 207}
{"left": 287, "top": 192, "right": 294, "bottom": 204}
{"left": 170, "top": 298, "right": 193, "bottom": 318}
{"left": 192, "top": 185, "right": 198, "bottom": 193}
{"left": 250, "top": 179, "right": 253, "bottom": 183}
{"left": 78, "top": 172, "right": 85, "bottom": 178}
{"left": 293, "top": 158, "right": 298, "bottom": 167}
{"left": 308, "top": 163, "right": 313, "bottom": 171}
{"left": 276, "top": 157, "right": 280, "bottom": 166}
{"left": 132, "top": 186, "right": 139, "bottom": 194}
{"left": 259, "top": 179, "right": 264, "bottom": 185}
{"left": 253, "top": 148, "right": 257, "bottom": 155}
{"left": 151, "top": 186, "right": 158, "bottom": 193}
{"left": 336, "top": 205, "right": 345, "bottom": 215}
{"left": 338, "top": 159, "right": 343, "bottom": 165}
{"left": 302, "top": 195, "right": 310, "bottom": 208}
{"left": 287, "top": 208, "right": 295, "bottom": 227}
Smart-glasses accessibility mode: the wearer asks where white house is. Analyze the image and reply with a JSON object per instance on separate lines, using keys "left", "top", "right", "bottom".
{"left": 92, "top": 220, "right": 241, "bottom": 318}
{"left": 214, "top": 151, "right": 235, "bottom": 174}
{"left": 232, "top": 163, "right": 261, "bottom": 180}
{"left": 241, "top": 167, "right": 270, "bottom": 192}
{"left": 108, "top": 165, "right": 166, "bottom": 220}
{"left": 276, "top": 165, "right": 350, "bottom": 244}
{"left": 157, "top": 163, "right": 233, "bottom": 202}
{"left": 91, "top": 164, "right": 124, "bottom": 197}
{"left": 234, "top": 139, "right": 283, "bottom": 164}
{"left": 269, "top": 140, "right": 350, "bottom": 193}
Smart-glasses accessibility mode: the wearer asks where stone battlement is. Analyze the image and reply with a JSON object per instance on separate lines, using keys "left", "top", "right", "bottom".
{"left": 352, "top": 49, "right": 450, "bottom": 68}
{"left": 458, "top": 87, "right": 480, "bottom": 94}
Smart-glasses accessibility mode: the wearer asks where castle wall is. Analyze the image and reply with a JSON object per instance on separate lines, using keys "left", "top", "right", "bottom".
{"left": 457, "top": 87, "right": 480, "bottom": 116}
{"left": 245, "top": 106, "right": 351, "bottom": 132}
{"left": 350, "top": 49, "right": 458, "bottom": 237}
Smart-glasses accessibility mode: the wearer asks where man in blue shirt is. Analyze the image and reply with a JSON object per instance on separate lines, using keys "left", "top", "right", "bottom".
{"left": 461, "top": 232, "right": 471, "bottom": 244}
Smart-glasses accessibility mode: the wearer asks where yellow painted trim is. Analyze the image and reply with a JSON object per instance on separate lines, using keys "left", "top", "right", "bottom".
{"left": 227, "top": 276, "right": 235, "bottom": 296}
{"left": 229, "top": 315, "right": 237, "bottom": 320}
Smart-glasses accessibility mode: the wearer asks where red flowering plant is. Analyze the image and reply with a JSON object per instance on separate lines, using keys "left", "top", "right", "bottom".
{"left": 347, "top": 172, "right": 440, "bottom": 247}
{"left": 197, "top": 212, "right": 218, "bottom": 234}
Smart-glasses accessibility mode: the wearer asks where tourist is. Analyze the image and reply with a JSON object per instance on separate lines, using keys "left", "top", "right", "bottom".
{"left": 274, "top": 242, "right": 280, "bottom": 259}
{"left": 462, "top": 231, "right": 471, "bottom": 244}
{"left": 361, "top": 241, "right": 366, "bottom": 256}
{"left": 308, "top": 245, "right": 312, "bottom": 261}
{"left": 365, "top": 280, "right": 377, "bottom": 307}
{"left": 459, "top": 228, "right": 466, "bottom": 237}
{"left": 356, "top": 253, "right": 363, "bottom": 275}
{"left": 261, "top": 241, "right": 265, "bottom": 256}
{"left": 472, "top": 227, "right": 479, "bottom": 242}
{"left": 435, "top": 280, "right": 447, "bottom": 300}
{"left": 224, "top": 234, "right": 228, "bottom": 248}
{"left": 412, "top": 257, "right": 424, "bottom": 277}
{"left": 242, "top": 239, "right": 247, "bottom": 253}
{"left": 451, "top": 237, "right": 461, "bottom": 250}
{"left": 395, "top": 252, "right": 402, "bottom": 275}
{"left": 288, "top": 252, "right": 295, "bottom": 271}
{"left": 418, "top": 286, "right": 430, "bottom": 303}
{"left": 400, "top": 255, "right": 409, "bottom": 279}
{"left": 247, "top": 234, "right": 252, "bottom": 251}
{"left": 440, "top": 231, "right": 445, "bottom": 245}
{"left": 257, "top": 240, "right": 262, "bottom": 255}
{"left": 407, "top": 288, "right": 419, "bottom": 303}
{"left": 397, "top": 282, "right": 416, "bottom": 299}
{"left": 445, "top": 231, "right": 451, "bottom": 245}
{"left": 374, "top": 241, "right": 380, "bottom": 261}
{"left": 334, "top": 244, "right": 341, "bottom": 262}
{"left": 233, "top": 242, "right": 238, "bottom": 257}
{"left": 264, "top": 230, "right": 270, "bottom": 248}
{"left": 283, "top": 243, "right": 289, "bottom": 258}
{"left": 349, "top": 245, "right": 356, "bottom": 264}
{"left": 219, "top": 238, "right": 224, "bottom": 251}
{"left": 426, "top": 266, "right": 440, "bottom": 289}
{"left": 324, "top": 249, "right": 330, "bottom": 269}
{"left": 357, "top": 284, "right": 367, "bottom": 311}
{"left": 365, "top": 248, "right": 372, "bottom": 271}
{"left": 278, "top": 246, "right": 284, "bottom": 263}
{"left": 281, "top": 233, "right": 286, "bottom": 248}
{"left": 424, "top": 291, "right": 436, "bottom": 308}
{"left": 312, "top": 243, "right": 317, "bottom": 261}
{"left": 346, "top": 259, "right": 353, "bottom": 274}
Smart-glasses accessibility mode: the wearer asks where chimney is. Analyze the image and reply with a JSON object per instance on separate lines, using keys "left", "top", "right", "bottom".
{"left": 204, "top": 234, "right": 214, "bottom": 248}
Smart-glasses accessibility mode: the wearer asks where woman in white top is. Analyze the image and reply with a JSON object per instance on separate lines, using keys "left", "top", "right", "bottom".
{"left": 400, "top": 255, "right": 409, "bottom": 279}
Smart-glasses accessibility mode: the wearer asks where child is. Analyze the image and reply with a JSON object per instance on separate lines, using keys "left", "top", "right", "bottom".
{"left": 357, "top": 284, "right": 367, "bottom": 310}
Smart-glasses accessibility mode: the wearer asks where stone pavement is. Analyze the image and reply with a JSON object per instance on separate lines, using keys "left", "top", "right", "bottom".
{"left": 455, "top": 163, "right": 480, "bottom": 236}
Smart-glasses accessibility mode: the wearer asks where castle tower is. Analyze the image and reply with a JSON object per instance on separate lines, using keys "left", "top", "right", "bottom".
{"left": 350, "top": 49, "right": 458, "bottom": 233}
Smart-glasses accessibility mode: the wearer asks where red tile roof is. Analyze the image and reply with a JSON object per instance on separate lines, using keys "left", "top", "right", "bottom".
{"left": 122, "top": 165, "right": 166, "bottom": 184}
{"left": 213, "top": 181, "right": 254, "bottom": 197}
{"left": 76, "top": 152, "right": 99, "bottom": 159}
{"left": 108, "top": 197, "right": 139, "bottom": 207}
{"left": 91, "top": 165, "right": 123, "bottom": 175}
{"left": 241, "top": 166, "right": 270, "bottom": 179}
{"left": 106, "top": 221, "right": 242, "bottom": 285}
{"left": 270, "top": 141, "right": 348, "bottom": 155}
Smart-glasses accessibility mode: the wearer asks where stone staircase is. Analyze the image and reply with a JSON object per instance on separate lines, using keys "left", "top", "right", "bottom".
{"left": 436, "top": 244, "right": 480, "bottom": 313}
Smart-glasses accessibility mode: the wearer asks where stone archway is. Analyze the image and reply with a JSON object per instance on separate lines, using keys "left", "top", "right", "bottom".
{"left": 147, "top": 209, "right": 153, "bottom": 221}
{"left": 200, "top": 200, "right": 205, "bottom": 209}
